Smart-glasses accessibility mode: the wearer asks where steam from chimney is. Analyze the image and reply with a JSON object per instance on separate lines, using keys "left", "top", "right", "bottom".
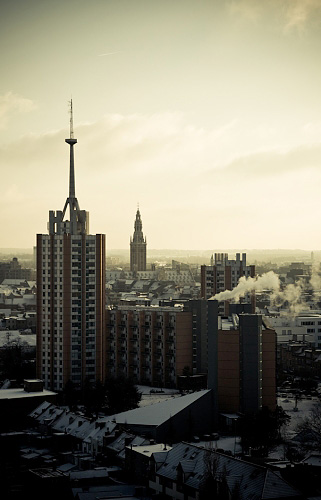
{"left": 210, "top": 265, "right": 321, "bottom": 315}
{"left": 210, "top": 271, "right": 280, "bottom": 302}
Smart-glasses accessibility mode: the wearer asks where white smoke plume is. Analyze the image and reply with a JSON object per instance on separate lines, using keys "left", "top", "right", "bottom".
{"left": 271, "top": 281, "right": 308, "bottom": 315}
{"left": 210, "top": 265, "right": 321, "bottom": 315}
{"left": 210, "top": 271, "right": 280, "bottom": 302}
{"left": 309, "top": 260, "right": 321, "bottom": 295}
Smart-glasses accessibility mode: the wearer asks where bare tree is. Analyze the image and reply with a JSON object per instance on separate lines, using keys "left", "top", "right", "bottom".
{"left": 295, "top": 402, "right": 321, "bottom": 451}
{"left": 200, "top": 448, "right": 229, "bottom": 500}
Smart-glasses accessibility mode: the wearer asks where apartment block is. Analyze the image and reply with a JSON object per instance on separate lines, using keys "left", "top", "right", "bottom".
{"left": 106, "top": 305, "right": 193, "bottom": 387}
{"left": 36, "top": 102, "right": 106, "bottom": 391}
{"left": 208, "top": 300, "right": 276, "bottom": 417}
{"left": 201, "top": 252, "right": 255, "bottom": 315}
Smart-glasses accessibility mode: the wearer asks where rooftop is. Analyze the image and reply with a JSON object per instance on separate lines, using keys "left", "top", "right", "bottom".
{"left": 0, "top": 387, "right": 56, "bottom": 400}
{"left": 108, "top": 389, "right": 211, "bottom": 426}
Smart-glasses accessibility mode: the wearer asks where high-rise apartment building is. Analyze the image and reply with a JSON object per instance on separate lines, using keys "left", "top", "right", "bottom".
{"left": 201, "top": 253, "right": 255, "bottom": 315}
{"left": 106, "top": 305, "right": 192, "bottom": 387}
{"left": 207, "top": 301, "right": 276, "bottom": 418}
{"left": 130, "top": 208, "right": 147, "bottom": 272}
{"left": 36, "top": 102, "right": 106, "bottom": 391}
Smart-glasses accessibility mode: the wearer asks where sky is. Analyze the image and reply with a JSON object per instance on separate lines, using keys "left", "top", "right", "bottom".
{"left": 1, "top": 0, "right": 321, "bottom": 251}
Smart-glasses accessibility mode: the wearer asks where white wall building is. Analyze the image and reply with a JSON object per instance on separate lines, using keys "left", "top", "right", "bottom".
{"left": 264, "top": 312, "right": 321, "bottom": 347}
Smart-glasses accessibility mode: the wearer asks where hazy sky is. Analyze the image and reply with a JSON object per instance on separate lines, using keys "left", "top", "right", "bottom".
{"left": 2, "top": 0, "right": 321, "bottom": 251}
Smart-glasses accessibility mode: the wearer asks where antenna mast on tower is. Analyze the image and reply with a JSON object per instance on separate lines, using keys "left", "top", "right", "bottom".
{"left": 69, "top": 99, "right": 74, "bottom": 139}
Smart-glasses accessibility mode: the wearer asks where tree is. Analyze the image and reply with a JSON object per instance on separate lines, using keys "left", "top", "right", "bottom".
{"left": 62, "top": 376, "right": 141, "bottom": 416}
{"left": 62, "top": 380, "right": 79, "bottom": 409}
{"left": 104, "top": 376, "right": 141, "bottom": 414}
{"left": 0, "top": 338, "right": 35, "bottom": 383}
{"left": 200, "top": 449, "right": 229, "bottom": 500}
{"left": 295, "top": 402, "right": 321, "bottom": 452}
{"left": 240, "top": 406, "right": 290, "bottom": 456}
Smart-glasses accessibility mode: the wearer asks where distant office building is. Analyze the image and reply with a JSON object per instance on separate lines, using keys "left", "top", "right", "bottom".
{"left": 0, "top": 257, "right": 34, "bottom": 284}
{"left": 208, "top": 301, "right": 276, "bottom": 417}
{"left": 201, "top": 253, "right": 255, "bottom": 315}
{"left": 130, "top": 208, "right": 147, "bottom": 272}
{"left": 106, "top": 305, "right": 193, "bottom": 387}
{"left": 265, "top": 312, "right": 321, "bottom": 348}
{"left": 36, "top": 102, "right": 106, "bottom": 391}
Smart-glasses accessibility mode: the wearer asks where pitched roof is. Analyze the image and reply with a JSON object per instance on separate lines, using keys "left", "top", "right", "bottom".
{"left": 154, "top": 442, "right": 302, "bottom": 499}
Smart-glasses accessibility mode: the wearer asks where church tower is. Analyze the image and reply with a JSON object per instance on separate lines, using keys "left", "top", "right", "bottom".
{"left": 130, "top": 207, "right": 147, "bottom": 272}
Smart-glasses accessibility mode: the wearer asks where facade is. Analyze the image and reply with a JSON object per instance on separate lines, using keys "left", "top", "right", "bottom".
{"left": 106, "top": 305, "right": 193, "bottom": 387}
{"left": 0, "top": 257, "right": 34, "bottom": 284}
{"left": 208, "top": 301, "right": 276, "bottom": 416}
{"left": 265, "top": 312, "right": 321, "bottom": 348}
{"left": 130, "top": 208, "right": 147, "bottom": 272}
{"left": 36, "top": 102, "right": 106, "bottom": 391}
{"left": 201, "top": 252, "right": 255, "bottom": 315}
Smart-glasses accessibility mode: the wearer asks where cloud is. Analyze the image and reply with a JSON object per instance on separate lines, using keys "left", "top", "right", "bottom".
{"left": 283, "top": 0, "right": 321, "bottom": 34}
{"left": 0, "top": 92, "right": 36, "bottom": 130}
{"left": 1, "top": 111, "right": 321, "bottom": 249}
{"left": 228, "top": 0, "right": 263, "bottom": 22}
{"left": 228, "top": 0, "right": 321, "bottom": 33}
{"left": 210, "top": 142, "right": 321, "bottom": 181}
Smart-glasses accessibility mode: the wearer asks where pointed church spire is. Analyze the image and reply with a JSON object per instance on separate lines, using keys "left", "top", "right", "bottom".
{"left": 130, "top": 206, "right": 147, "bottom": 272}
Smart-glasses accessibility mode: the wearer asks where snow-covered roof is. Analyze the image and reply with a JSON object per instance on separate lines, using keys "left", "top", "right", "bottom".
{"left": 155, "top": 442, "right": 301, "bottom": 498}
{"left": 128, "top": 443, "right": 171, "bottom": 457}
{"left": 0, "top": 387, "right": 56, "bottom": 400}
{"left": 108, "top": 390, "right": 211, "bottom": 427}
{"left": 0, "top": 330, "right": 36, "bottom": 347}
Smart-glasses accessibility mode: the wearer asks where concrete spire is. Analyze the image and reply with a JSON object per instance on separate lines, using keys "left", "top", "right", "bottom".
{"left": 49, "top": 99, "right": 89, "bottom": 235}
{"left": 65, "top": 99, "right": 78, "bottom": 212}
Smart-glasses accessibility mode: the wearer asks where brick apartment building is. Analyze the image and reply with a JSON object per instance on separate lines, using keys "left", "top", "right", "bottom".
{"left": 208, "top": 301, "right": 276, "bottom": 417}
{"left": 106, "top": 305, "right": 193, "bottom": 387}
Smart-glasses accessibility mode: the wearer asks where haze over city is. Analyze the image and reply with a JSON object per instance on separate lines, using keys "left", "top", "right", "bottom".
{"left": 1, "top": 0, "right": 321, "bottom": 250}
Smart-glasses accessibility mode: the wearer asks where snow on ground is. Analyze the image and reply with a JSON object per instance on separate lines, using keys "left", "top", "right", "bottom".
{"left": 277, "top": 396, "right": 319, "bottom": 434}
{"left": 136, "top": 386, "right": 320, "bottom": 457}
{"left": 137, "top": 385, "right": 181, "bottom": 407}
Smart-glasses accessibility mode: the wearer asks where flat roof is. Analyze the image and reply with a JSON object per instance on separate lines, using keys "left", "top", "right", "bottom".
{"left": 128, "top": 443, "right": 172, "bottom": 456}
{"left": 0, "top": 388, "right": 56, "bottom": 400}
{"left": 109, "top": 390, "right": 211, "bottom": 426}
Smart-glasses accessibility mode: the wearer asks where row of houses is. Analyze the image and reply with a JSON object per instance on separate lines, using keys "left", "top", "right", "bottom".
{"left": 25, "top": 399, "right": 306, "bottom": 500}
{"left": 278, "top": 341, "right": 321, "bottom": 378}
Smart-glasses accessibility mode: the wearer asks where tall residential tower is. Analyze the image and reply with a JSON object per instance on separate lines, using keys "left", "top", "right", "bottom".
{"left": 130, "top": 207, "right": 147, "bottom": 272}
{"left": 201, "top": 253, "right": 256, "bottom": 316}
{"left": 36, "top": 101, "right": 106, "bottom": 391}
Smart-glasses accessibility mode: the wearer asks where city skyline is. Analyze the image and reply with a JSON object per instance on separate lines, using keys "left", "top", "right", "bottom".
{"left": 2, "top": 1, "right": 321, "bottom": 250}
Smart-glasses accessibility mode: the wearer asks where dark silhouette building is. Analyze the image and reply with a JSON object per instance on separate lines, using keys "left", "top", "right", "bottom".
{"left": 207, "top": 301, "right": 276, "bottom": 419}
